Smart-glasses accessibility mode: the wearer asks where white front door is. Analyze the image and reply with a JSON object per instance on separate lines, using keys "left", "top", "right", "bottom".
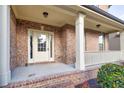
{"left": 28, "top": 29, "right": 54, "bottom": 63}
{"left": 33, "top": 31, "right": 49, "bottom": 62}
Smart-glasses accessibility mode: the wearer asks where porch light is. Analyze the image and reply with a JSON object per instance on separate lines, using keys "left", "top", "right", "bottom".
{"left": 116, "top": 32, "right": 120, "bottom": 35}
{"left": 116, "top": 32, "right": 120, "bottom": 37}
{"left": 43, "top": 12, "right": 48, "bottom": 18}
{"left": 96, "top": 24, "right": 101, "bottom": 28}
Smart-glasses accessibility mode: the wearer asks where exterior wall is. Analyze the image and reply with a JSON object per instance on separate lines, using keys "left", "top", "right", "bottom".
{"left": 54, "top": 30, "right": 64, "bottom": 63}
{"left": 105, "top": 33, "right": 109, "bottom": 50}
{"left": 10, "top": 17, "right": 109, "bottom": 67}
{"left": 16, "top": 23, "right": 28, "bottom": 66}
{"left": 61, "top": 24, "right": 75, "bottom": 64}
{"left": 108, "top": 32, "right": 120, "bottom": 50}
{"left": 85, "top": 29, "right": 100, "bottom": 51}
{"left": 10, "top": 8, "right": 17, "bottom": 70}
{"left": 16, "top": 19, "right": 63, "bottom": 66}
{"left": 85, "top": 29, "right": 109, "bottom": 51}
{"left": 61, "top": 26, "right": 109, "bottom": 64}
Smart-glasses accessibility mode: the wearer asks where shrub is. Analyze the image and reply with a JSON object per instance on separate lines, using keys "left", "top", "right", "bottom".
{"left": 97, "top": 63, "right": 124, "bottom": 88}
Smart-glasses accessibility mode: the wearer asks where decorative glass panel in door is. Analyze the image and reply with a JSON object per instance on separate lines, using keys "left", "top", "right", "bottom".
{"left": 38, "top": 34, "right": 46, "bottom": 52}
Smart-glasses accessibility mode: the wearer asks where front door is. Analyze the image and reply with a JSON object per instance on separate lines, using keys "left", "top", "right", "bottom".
{"left": 28, "top": 29, "right": 54, "bottom": 63}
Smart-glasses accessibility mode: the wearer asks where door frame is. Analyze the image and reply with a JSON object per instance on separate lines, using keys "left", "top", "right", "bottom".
{"left": 28, "top": 29, "right": 54, "bottom": 63}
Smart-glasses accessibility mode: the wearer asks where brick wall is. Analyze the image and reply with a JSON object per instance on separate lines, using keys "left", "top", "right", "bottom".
{"left": 10, "top": 11, "right": 109, "bottom": 68}
{"left": 16, "top": 23, "right": 28, "bottom": 66}
{"left": 105, "top": 33, "right": 109, "bottom": 50}
{"left": 108, "top": 32, "right": 120, "bottom": 50}
{"left": 10, "top": 8, "right": 17, "bottom": 70}
{"left": 16, "top": 19, "right": 63, "bottom": 66}
{"left": 61, "top": 24, "right": 76, "bottom": 64}
{"left": 6, "top": 68, "right": 99, "bottom": 88}
{"left": 85, "top": 29, "right": 100, "bottom": 51}
{"left": 61, "top": 25, "right": 109, "bottom": 64}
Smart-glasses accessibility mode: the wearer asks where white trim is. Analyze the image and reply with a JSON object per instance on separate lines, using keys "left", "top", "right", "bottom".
{"left": 85, "top": 51, "right": 121, "bottom": 66}
{"left": 77, "top": 5, "right": 124, "bottom": 27}
{"left": 28, "top": 30, "right": 33, "bottom": 63}
{"left": 48, "top": 33, "right": 54, "bottom": 61}
{"left": 28, "top": 29, "right": 54, "bottom": 63}
{"left": 120, "top": 31, "right": 124, "bottom": 51}
{"left": 0, "top": 5, "right": 11, "bottom": 86}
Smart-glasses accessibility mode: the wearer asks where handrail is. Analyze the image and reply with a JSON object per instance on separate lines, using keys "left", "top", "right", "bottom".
{"left": 85, "top": 51, "right": 121, "bottom": 53}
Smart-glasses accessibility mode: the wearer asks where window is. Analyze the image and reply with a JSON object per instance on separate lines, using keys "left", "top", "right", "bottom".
{"left": 38, "top": 34, "right": 46, "bottom": 51}
{"left": 30, "top": 35, "right": 33, "bottom": 58}
{"left": 99, "top": 33, "right": 105, "bottom": 51}
{"left": 50, "top": 35, "right": 52, "bottom": 57}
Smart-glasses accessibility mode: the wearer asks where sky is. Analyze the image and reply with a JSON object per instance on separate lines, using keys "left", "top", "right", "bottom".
{"left": 108, "top": 5, "right": 124, "bottom": 21}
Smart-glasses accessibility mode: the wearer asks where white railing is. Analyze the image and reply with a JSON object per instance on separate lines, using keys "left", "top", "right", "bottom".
{"left": 121, "top": 51, "right": 124, "bottom": 60}
{"left": 85, "top": 51, "right": 122, "bottom": 66}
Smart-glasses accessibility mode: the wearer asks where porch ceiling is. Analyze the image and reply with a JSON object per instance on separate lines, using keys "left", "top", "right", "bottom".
{"left": 12, "top": 5, "right": 124, "bottom": 33}
{"left": 12, "top": 5, "right": 76, "bottom": 27}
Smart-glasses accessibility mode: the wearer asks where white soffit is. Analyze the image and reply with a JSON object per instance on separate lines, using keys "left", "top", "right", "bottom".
{"left": 12, "top": 5, "right": 123, "bottom": 33}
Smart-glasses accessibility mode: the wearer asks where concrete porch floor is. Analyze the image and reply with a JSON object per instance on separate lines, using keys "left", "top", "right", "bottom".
{"left": 11, "top": 63, "right": 76, "bottom": 83}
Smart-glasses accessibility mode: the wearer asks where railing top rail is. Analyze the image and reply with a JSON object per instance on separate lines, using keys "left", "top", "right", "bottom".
{"left": 85, "top": 50, "right": 121, "bottom": 53}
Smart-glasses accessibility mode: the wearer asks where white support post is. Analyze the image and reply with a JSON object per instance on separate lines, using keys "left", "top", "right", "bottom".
{"left": 75, "top": 13, "right": 85, "bottom": 70}
{"left": 0, "top": 5, "right": 11, "bottom": 86}
{"left": 120, "top": 31, "right": 124, "bottom": 51}
{"left": 120, "top": 31, "right": 124, "bottom": 61}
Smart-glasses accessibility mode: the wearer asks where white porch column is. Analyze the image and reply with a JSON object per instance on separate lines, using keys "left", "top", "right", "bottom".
{"left": 120, "top": 31, "right": 124, "bottom": 60}
{"left": 0, "top": 5, "right": 11, "bottom": 86}
{"left": 120, "top": 31, "right": 124, "bottom": 50}
{"left": 75, "top": 13, "right": 85, "bottom": 70}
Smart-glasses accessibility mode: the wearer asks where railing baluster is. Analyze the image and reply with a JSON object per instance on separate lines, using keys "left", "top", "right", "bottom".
{"left": 85, "top": 51, "right": 122, "bottom": 66}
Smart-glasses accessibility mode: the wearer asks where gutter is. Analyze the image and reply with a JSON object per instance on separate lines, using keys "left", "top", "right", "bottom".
{"left": 82, "top": 5, "right": 124, "bottom": 25}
